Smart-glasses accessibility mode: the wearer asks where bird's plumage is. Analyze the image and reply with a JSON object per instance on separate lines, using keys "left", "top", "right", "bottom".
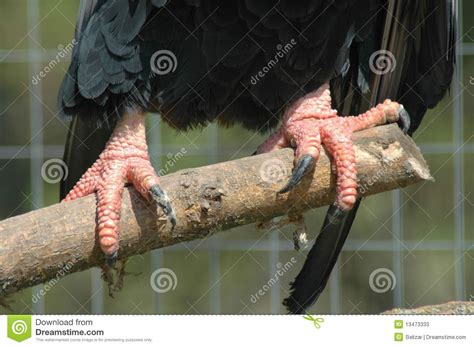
{"left": 60, "top": 0, "right": 389, "bottom": 131}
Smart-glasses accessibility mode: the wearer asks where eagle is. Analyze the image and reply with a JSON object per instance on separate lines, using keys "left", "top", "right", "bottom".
{"left": 58, "top": 0, "right": 455, "bottom": 313}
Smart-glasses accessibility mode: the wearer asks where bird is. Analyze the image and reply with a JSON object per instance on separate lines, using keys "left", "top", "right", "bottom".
{"left": 58, "top": 0, "right": 456, "bottom": 312}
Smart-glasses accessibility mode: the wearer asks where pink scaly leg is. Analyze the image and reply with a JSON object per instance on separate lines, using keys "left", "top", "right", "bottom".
{"left": 63, "top": 111, "right": 176, "bottom": 264}
{"left": 257, "top": 82, "right": 404, "bottom": 210}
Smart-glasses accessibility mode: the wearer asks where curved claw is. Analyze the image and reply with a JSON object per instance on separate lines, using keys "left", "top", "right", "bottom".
{"left": 106, "top": 251, "right": 118, "bottom": 268}
{"left": 278, "top": 154, "right": 315, "bottom": 194}
{"left": 149, "top": 185, "right": 177, "bottom": 228}
{"left": 326, "top": 204, "right": 346, "bottom": 225}
{"left": 397, "top": 105, "right": 411, "bottom": 134}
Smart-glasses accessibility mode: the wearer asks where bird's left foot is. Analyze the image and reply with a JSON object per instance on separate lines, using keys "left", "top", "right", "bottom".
{"left": 62, "top": 113, "right": 176, "bottom": 269}
{"left": 62, "top": 113, "right": 175, "bottom": 295}
{"left": 257, "top": 82, "right": 408, "bottom": 210}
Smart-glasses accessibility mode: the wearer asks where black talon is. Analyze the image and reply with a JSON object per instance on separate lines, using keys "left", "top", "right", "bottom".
{"left": 326, "top": 205, "right": 345, "bottom": 225}
{"left": 106, "top": 251, "right": 118, "bottom": 268}
{"left": 397, "top": 105, "right": 411, "bottom": 135}
{"left": 150, "top": 185, "right": 177, "bottom": 228}
{"left": 278, "top": 154, "right": 315, "bottom": 194}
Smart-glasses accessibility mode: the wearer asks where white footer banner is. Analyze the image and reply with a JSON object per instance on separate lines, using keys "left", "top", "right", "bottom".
{"left": 0, "top": 315, "right": 472, "bottom": 346}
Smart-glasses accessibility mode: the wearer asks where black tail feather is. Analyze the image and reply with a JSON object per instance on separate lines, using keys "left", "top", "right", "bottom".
{"left": 60, "top": 116, "right": 115, "bottom": 200}
{"left": 283, "top": 200, "right": 361, "bottom": 314}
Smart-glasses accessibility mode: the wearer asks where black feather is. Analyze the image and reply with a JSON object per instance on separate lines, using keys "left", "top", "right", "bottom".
{"left": 283, "top": 204, "right": 360, "bottom": 313}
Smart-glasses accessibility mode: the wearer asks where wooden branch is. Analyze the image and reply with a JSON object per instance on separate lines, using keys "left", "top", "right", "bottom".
{"left": 0, "top": 124, "right": 431, "bottom": 297}
{"left": 383, "top": 301, "right": 474, "bottom": 315}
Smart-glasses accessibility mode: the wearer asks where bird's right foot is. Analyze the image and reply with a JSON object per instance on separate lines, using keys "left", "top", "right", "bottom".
{"left": 63, "top": 112, "right": 176, "bottom": 267}
{"left": 256, "top": 82, "right": 406, "bottom": 210}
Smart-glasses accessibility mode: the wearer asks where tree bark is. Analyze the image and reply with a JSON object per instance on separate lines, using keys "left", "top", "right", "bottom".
{"left": 0, "top": 124, "right": 431, "bottom": 297}
{"left": 383, "top": 301, "right": 474, "bottom": 315}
